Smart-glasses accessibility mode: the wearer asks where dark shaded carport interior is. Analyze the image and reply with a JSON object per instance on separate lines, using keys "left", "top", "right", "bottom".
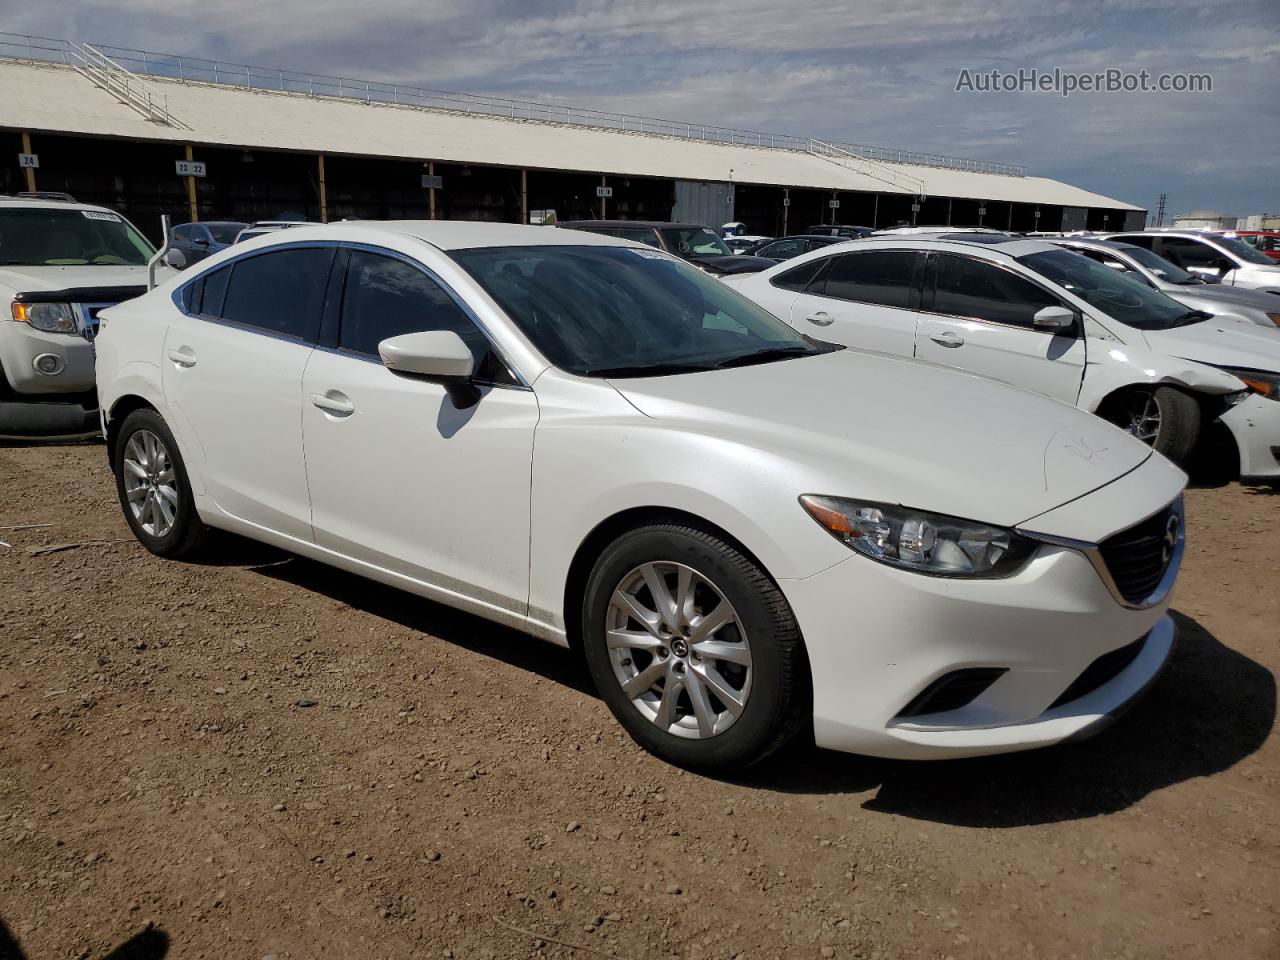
{"left": 2, "top": 130, "right": 1124, "bottom": 243}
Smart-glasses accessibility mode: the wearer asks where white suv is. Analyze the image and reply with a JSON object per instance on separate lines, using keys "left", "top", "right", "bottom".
{"left": 1102, "top": 230, "right": 1280, "bottom": 295}
{"left": 0, "top": 195, "right": 159, "bottom": 436}
{"left": 726, "top": 234, "right": 1280, "bottom": 479}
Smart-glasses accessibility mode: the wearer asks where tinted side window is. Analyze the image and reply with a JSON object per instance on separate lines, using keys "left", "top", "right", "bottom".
{"left": 1158, "top": 237, "right": 1219, "bottom": 268}
{"left": 932, "top": 254, "right": 1059, "bottom": 327}
{"left": 219, "top": 248, "right": 333, "bottom": 342}
{"left": 339, "top": 251, "right": 513, "bottom": 384}
{"left": 761, "top": 239, "right": 807, "bottom": 259}
{"left": 771, "top": 257, "right": 827, "bottom": 292}
{"left": 1114, "top": 234, "right": 1155, "bottom": 250}
{"left": 201, "top": 265, "right": 231, "bottom": 317}
{"left": 612, "top": 228, "right": 662, "bottom": 248}
{"left": 820, "top": 251, "right": 920, "bottom": 308}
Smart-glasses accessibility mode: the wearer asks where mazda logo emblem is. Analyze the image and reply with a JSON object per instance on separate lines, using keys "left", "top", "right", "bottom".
{"left": 1162, "top": 514, "right": 1180, "bottom": 566}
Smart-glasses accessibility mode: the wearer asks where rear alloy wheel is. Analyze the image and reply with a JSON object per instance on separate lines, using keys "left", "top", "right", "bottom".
{"left": 113, "top": 409, "right": 208, "bottom": 558}
{"left": 582, "top": 524, "right": 808, "bottom": 771}
{"left": 1110, "top": 385, "right": 1200, "bottom": 466}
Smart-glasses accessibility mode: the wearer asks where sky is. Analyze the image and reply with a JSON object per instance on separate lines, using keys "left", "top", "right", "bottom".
{"left": 9, "top": 0, "right": 1279, "bottom": 218}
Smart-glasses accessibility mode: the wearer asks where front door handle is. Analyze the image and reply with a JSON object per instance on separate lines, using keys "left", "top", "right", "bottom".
{"left": 930, "top": 331, "right": 965, "bottom": 348}
{"left": 805, "top": 311, "right": 835, "bottom": 327}
{"left": 166, "top": 347, "right": 197, "bottom": 368}
{"left": 311, "top": 391, "right": 355, "bottom": 417}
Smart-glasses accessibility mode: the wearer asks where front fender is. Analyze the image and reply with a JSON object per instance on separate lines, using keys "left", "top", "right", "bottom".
{"left": 1079, "top": 344, "right": 1244, "bottom": 413}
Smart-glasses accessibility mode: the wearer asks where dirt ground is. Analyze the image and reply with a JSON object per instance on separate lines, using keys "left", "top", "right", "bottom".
{"left": 0, "top": 441, "right": 1276, "bottom": 960}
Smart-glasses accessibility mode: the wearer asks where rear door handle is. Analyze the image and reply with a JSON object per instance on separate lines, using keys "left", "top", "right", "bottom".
{"left": 310, "top": 391, "right": 355, "bottom": 417}
{"left": 930, "top": 331, "right": 965, "bottom": 348}
{"left": 805, "top": 311, "right": 834, "bottom": 327}
{"left": 166, "top": 347, "right": 197, "bottom": 368}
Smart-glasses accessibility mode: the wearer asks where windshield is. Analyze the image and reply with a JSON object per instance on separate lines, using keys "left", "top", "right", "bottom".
{"left": 0, "top": 208, "right": 155, "bottom": 267}
{"left": 206, "top": 223, "right": 245, "bottom": 244}
{"left": 1216, "top": 236, "right": 1274, "bottom": 266}
{"left": 659, "top": 227, "right": 732, "bottom": 257}
{"left": 1018, "top": 249, "right": 1201, "bottom": 331}
{"left": 451, "top": 245, "right": 827, "bottom": 377}
{"left": 1121, "top": 245, "right": 1199, "bottom": 284}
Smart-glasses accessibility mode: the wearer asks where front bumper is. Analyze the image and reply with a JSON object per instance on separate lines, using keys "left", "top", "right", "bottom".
{"left": 0, "top": 320, "right": 96, "bottom": 396}
{"left": 779, "top": 536, "right": 1176, "bottom": 760}
{"left": 1220, "top": 394, "right": 1280, "bottom": 479}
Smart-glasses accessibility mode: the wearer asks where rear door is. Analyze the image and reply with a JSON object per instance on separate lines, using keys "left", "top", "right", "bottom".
{"left": 914, "top": 252, "right": 1086, "bottom": 404}
{"left": 787, "top": 249, "right": 924, "bottom": 357}
{"left": 161, "top": 244, "right": 335, "bottom": 541}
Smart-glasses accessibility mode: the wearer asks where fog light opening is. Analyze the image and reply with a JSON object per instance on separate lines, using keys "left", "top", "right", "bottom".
{"left": 33, "top": 353, "right": 65, "bottom": 376}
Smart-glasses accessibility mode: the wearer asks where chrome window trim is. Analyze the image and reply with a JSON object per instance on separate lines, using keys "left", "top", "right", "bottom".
{"left": 1018, "top": 494, "right": 1184, "bottom": 611}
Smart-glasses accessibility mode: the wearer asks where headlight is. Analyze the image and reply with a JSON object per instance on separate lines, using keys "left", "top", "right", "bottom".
{"left": 10, "top": 301, "right": 78, "bottom": 334}
{"left": 1221, "top": 366, "right": 1280, "bottom": 402}
{"left": 800, "top": 495, "right": 1036, "bottom": 578}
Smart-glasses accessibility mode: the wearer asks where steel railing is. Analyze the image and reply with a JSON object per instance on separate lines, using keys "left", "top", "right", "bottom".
{"left": 807, "top": 139, "right": 929, "bottom": 196}
{"left": 0, "top": 32, "right": 1027, "bottom": 177}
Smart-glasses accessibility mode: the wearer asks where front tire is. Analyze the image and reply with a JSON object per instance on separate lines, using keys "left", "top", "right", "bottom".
{"left": 582, "top": 523, "right": 808, "bottom": 772}
{"left": 112, "top": 408, "right": 208, "bottom": 558}
{"left": 1106, "top": 386, "right": 1201, "bottom": 466}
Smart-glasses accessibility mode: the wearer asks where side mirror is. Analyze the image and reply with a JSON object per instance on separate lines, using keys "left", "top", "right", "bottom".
{"left": 378, "top": 330, "right": 480, "bottom": 407}
{"left": 163, "top": 248, "right": 187, "bottom": 269}
{"left": 192, "top": 237, "right": 210, "bottom": 247}
{"left": 1215, "top": 258, "right": 1233, "bottom": 276}
{"left": 1032, "top": 305, "right": 1076, "bottom": 333}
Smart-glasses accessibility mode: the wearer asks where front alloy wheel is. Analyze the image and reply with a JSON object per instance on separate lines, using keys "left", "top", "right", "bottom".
{"left": 1106, "top": 385, "right": 1201, "bottom": 466}
{"left": 583, "top": 523, "right": 808, "bottom": 771}
{"left": 606, "top": 561, "right": 752, "bottom": 739}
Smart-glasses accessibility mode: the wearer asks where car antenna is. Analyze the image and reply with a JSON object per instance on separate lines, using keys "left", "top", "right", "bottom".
{"left": 148, "top": 214, "right": 172, "bottom": 291}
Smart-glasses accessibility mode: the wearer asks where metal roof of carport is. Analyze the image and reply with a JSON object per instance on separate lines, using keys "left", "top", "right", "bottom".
{"left": 0, "top": 59, "right": 1142, "bottom": 212}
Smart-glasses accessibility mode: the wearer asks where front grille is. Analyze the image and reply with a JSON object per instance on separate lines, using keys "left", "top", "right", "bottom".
{"left": 76, "top": 302, "right": 116, "bottom": 342}
{"left": 1049, "top": 637, "right": 1146, "bottom": 709}
{"left": 1097, "top": 502, "right": 1180, "bottom": 604}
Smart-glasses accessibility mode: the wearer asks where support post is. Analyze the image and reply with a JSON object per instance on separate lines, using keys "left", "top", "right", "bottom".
{"left": 184, "top": 144, "right": 198, "bottom": 223}
{"left": 947, "top": 197, "right": 953, "bottom": 225}
{"left": 317, "top": 153, "right": 328, "bottom": 223}
{"left": 20, "top": 131, "right": 36, "bottom": 193}
{"left": 872, "top": 194, "right": 879, "bottom": 229}
{"left": 1007, "top": 204, "right": 1014, "bottom": 231}
{"left": 600, "top": 175, "right": 608, "bottom": 219}
{"left": 521, "top": 168, "right": 528, "bottom": 224}
{"left": 428, "top": 161, "right": 436, "bottom": 220}
{"left": 782, "top": 188, "right": 789, "bottom": 236}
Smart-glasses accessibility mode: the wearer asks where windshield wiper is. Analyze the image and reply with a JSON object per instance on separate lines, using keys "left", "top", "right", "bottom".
{"left": 588, "top": 361, "right": 718, "bottom": 377}
{"left": 713, "top": 346, "right": 816, "bottom": 369}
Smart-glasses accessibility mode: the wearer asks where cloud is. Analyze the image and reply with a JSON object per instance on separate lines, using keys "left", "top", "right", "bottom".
{"left": 7, "top": 0, "right": 1278, "bottom": 214}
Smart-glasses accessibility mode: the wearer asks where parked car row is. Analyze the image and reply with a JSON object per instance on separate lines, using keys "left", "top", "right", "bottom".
{"left": 87, "top": 219, "right": 1198, "bottom": 774}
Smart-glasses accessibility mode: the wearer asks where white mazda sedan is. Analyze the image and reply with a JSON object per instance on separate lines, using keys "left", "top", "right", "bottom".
{"left": 95, "top": 222, "right": 1186, "bottom": 770}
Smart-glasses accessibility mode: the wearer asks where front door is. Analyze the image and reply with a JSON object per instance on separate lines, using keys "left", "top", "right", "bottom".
{"left": 914, "top": 252, "right": 1086, "bottom": 404}
{"left": 301, "top": 247, "right": 539, "bottom": 615}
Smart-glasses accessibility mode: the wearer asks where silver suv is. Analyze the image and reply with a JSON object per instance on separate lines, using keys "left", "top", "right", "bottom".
{"left": 1102, "top": 230, "right": 1280, "bottom": 295}
{"left": 0, "top": 196, "right": 157, "bottom": 436}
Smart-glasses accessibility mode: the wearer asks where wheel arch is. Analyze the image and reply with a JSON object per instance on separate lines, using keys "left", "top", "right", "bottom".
{"left": 105, "top": 394, "right": 161, "bottom": 472}
{"left": 560, "top": 505, "right": 783, "bottom": 659}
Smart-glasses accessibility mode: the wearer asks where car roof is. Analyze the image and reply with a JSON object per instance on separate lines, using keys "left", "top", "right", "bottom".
{"left": 0, "top": 196, "right": 122, "bottom": 214}
{"left": 234, "top": 219, "right": 648, "bottom": 252}
{"left": 767, "top": 234, "right": 847, "bottom": 242}
{"left": 1050, "top": 237, "right": 1147, "bottom": 254}
{"left": 558, "top": 220, "right": 711, "bottom": 230}
{"left": 781, "top": 234, "right": 1061, "bottom": 260}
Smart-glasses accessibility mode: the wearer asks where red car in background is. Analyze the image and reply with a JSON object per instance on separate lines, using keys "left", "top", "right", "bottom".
{"left": 1232, "top": 231, "right": 1280, "bottom": 262}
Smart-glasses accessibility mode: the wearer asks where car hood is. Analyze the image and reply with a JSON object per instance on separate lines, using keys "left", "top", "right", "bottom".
{"left": 0, "top": 264, "right": 153, "bottom": 296}
{"left": 1165, "top": 283, "right": 1280, "bottom": 313}
{"left": 690, "top": 254, "right": 776, "bottom": 275}
{"left": 1141, "top": 319, "right": 1280, "bottom": 372}
{"left": 608, "top": 349, "right": 1153, "bottom": 528}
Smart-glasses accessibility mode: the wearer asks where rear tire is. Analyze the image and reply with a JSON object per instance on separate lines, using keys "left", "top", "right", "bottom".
{"left": 1105, "top": 386, "right": 1201, "bottom": 466}
{"left": 581, "top": 523, "right": 808, "bottom": 772}
{"left": 112, "top": 408, "right": 208, "bottom": 558}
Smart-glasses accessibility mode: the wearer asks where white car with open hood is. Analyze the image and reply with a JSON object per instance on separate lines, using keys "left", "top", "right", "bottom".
{"left": 95, "top": 222, "right": 1185, "bottom": 769}
{"left": 726, "top": 234, "right": 1280, "bottom": 480}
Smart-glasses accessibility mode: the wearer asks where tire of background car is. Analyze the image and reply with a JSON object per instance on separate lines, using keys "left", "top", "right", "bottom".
{"left": 1106, "top": 385, "right": 1201, "bottom": 466}
{"left": 581, "top": 522, "right": 809, "bottom": 772}
{"left": 111, "top": 408, "right": 208, "bottom": 558}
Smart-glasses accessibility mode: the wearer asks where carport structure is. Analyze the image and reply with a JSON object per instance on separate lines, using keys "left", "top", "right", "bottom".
{"left": 0, "top": 34, "right": 1144, "bottom": 241}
